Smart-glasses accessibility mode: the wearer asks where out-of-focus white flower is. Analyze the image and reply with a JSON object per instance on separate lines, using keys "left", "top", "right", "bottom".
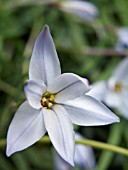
{"left": 88, "top": 57, "right": 128, "bottom": 120}
{"left": 54, "top": 133, "right": 95, "bottom": 170}
{"left": 6, "top": 25, "right": 119, "bottom": 166}
{"left": 60, "top": 0, "right": 98, "bottom": 20}
{"left": 116, "top": 27, "right": 128, "bottom": 51}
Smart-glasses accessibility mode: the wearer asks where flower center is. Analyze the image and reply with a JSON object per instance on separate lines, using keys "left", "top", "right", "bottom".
{"left": 40, "top": 92, "right": 55, "bottom": 109}
{"left": 114, "top": 82, "right": 122, "bottom": 92}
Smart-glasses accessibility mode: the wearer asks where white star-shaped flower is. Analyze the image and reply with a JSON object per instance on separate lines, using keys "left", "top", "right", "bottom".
{"left": 88, "top": 57, "right": 128, "bottom": 120}
{"left": 6, "top": 25, "right": 119, "bottom": 166}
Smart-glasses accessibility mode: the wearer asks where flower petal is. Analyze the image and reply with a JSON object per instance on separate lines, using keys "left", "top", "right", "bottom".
{"left": 63, "top": 95, "right": 119, "bottom": 126}
{"left": 117, "top": 91, "right": 128, "bottom": 120}
{"left": 103, "top": 91, "right": 121, "bottom": 108}
{"left": 54, "top": 151, "right": 72, "bottom": 170}
{"left": 111, "top": 57, "right": 128, "bottom": 82}
{"left": 6, "top": 101, "right": 46, "bottom": 156}
{"left": 61, "top": 1, "right": 98, "bottom": 20}
{"left": 29, "top": 25, "right": 61, "bottom": 85}
{"left": 118, "top": 101, "right": 128, "bottom": 120}
{"left": 24, "top": 79, "right": 46, "bottom": 109}
{"left": 87, "top": 81, "right": 107, "bottom": 101}
{"left": 43, "top": 105, "right": 75, "bottom": 166}
{"left": 74, "top": 133, "right": 95, "bottom": 169}
{"left": 47, "top": 73, "right": 90, "bottom": 103}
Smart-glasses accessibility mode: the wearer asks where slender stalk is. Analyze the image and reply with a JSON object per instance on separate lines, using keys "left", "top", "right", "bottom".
{"left": 0, "top": 0, "right": 58, "bottom": 10}
{"left": 96, "top": 123, "right": 123, "bottom": 170}
{"left": 0, "top": 79, "right": 17, "bottom": 96}
{"left": 1, "top": 137, "right": 128, "bottom": 157}
{"left": 24, "top": 41, "right": 128, "bottom": 57}
{"left": 57, "top": 45, "right": 128, "bottom": 56}
{"left": 75, "top": 139, "right": 128, "bottom": 156}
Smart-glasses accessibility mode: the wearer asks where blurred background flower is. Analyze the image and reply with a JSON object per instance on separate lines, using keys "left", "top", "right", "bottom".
{"left": 88, "top": 57, "right": 128, "bottom": 120}
{"left": 116, "top": 27, "right": 128, "bottom": 51}
{"left": 60, "top": 0, "right": 98, "bottom": 21}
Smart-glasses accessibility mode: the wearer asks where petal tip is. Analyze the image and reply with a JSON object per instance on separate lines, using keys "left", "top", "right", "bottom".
{"left": 71, "top": 161, "right": 74, "bottom": 167}
{"left": 43, "top": 24, "right": 50, "bottom": 33}
{"left": 6, "top": 152, "right": 11, "bottom": 157}
{"left": 6, "top": 146, "right": 13, "bottom": 157}
{"left": 6, "top": 139, "right": 14, "bottom": 157}
{"left": 110, "top": 115, "right": 120, "bottom": 124}
{"left": 66, "top": 158, "right": 74, "bottom": 167}
{"left": 116, "top": 117, "right": 120, "bottom": 123}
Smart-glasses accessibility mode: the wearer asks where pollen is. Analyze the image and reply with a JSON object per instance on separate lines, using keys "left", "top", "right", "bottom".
{"left": 48, "top": 102, "right": 53, "bottom": 108}
{"left": 40, "top": 92, "right": 55, "bottom": 109}
{"left": 42, "top": 97, "right": 47, "bottom": 102}
{"left": 50, "top": 95, "right": 54, "bottom": 101}
{"left": 114, "top": 82, "right": 122, "bottom": 92}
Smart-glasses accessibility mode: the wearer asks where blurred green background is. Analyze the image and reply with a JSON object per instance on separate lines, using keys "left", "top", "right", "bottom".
{"left": 0, "top": 0, "right": 128, "bottom": 169}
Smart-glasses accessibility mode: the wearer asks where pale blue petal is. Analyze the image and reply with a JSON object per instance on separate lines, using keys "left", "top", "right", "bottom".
{"left": 63, "top": 95, "right": 119, "bottom": 126}
{"left": 111, "top": 57, "right": 128, "bottom": 82}
{"left": 61, "top": 1, "right": 98, "bottom": 20}
{"left": 24, "top": 79, "right": 46, "bottom": 109}
{"left": 87, "top": 81, "right": 107, "bottom": 101}
{"left": 29, "top": 25, "right": 61, "bottom": 85}
{"left": 117, "top": 91, "right": 128, "bottom": 120}
{"left": 47, "top": 73, "right": 90, "bottom": 103}
{"left": 54, "top": 151, "right": 72, "bottom": 170}
{"left": 43, "top": 105, "right": 75, "bottom": 166}
{"left": 74, "top": 133, "right": 95, "bottom": 169}
{"left": 103, "top": 90, "right": 121, "bottom": 108}
{"left": 6, "top": 101, "right": 46, "bottom": 156}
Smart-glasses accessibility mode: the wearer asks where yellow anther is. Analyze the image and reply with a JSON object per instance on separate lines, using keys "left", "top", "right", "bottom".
{"left": 50, "top": 95, "right": 55, "bottom": 101}
{"left": 40, "top": 93, "right": 55, "bottom": 109}
{"left": 114, "top": 83, "right": 122, "bottom": 92}
{"left": 42, "top": 97, "right": 47, "bottom": 102}
{"left": 48, "top": 102, "right": 53, "bottom": 108}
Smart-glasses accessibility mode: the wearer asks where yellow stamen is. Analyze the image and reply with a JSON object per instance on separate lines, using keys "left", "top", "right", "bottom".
{"left": 50, "top": 95, "right": 55, "bottom": 101}
{"left": 40, "top": 93, "right": 55, "bottom": 109}
{"left": 114, "top": 83, "right": 122, "bottom": 92}
{"left": 42, "top": 97, "right": 47, "bottom": 102}
{"left": 48, "top": 102, "right": 53, "bottom": 108}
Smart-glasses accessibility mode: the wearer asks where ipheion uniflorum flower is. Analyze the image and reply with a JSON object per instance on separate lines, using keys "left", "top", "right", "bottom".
{"left": 87, "top": 57, "right": 128, "bottom": 120}
{"left": 6, "top": 25, "right": 119, "bottom": 166}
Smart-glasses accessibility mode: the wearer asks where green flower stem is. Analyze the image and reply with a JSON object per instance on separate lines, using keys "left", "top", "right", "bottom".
{"left": 1, "top": 136, "right": 128, "bottom": 157}
{"left": 96, "top": 123, "right": 123, "bottom": 170}
{"left": 56, "top": 45, "right": 128, "bottom": 57}
{"left": 75, "top": 139, "right": 128, "bottom": 156}
{"left": 0, "top": 79, "right": 17, "bottom": 96}
{"left": 0, "top": 0, "right": 58, "bottom": 10}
